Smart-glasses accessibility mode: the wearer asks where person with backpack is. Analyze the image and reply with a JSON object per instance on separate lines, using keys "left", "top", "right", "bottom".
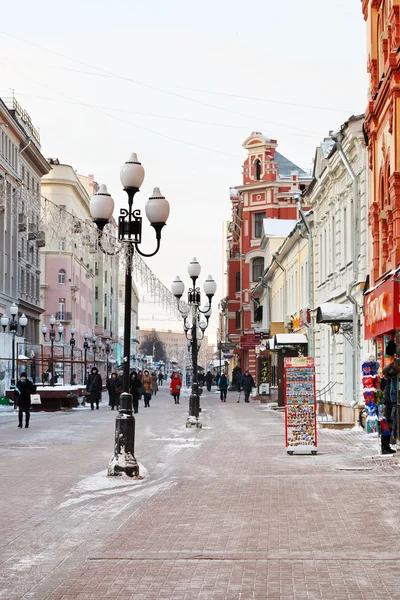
{"left": 218, "top": 372, "right": 229, "bottom": 402}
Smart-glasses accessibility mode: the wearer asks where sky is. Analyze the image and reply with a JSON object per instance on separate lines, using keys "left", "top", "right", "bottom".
{"left": 0, "top": 0, "right": 367, "bottom": 343}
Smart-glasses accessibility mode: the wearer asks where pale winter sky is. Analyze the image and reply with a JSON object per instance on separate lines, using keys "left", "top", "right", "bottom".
{"left": 0, "top": 0, "right": 367, "bottom": 343}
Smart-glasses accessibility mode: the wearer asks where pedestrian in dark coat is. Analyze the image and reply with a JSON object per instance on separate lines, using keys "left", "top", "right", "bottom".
{"left": 205, "top": 371, "right": 213, "bottom": 392}
{"left": 218, "top": 373, "right": 229, "bottom": 402}
{"left": 240, "top": 371, "right": 255, "bottom": 403}
{"left": 106, "top": 372, "right": 123, "bottom": 410}
{"left": 15, "top": 372, "right": 36, "bottom": 428}
{"left": 130, "top": 371, "right": 141, "bottom": 414}
{"left": 86, "top": 367, "right": 102, "bottom": 410}
{"left": 151, "top": 372, "right": 159, "bottom": 395}
{"left": 158, "top": 372, "right": 164, "bottom": 386}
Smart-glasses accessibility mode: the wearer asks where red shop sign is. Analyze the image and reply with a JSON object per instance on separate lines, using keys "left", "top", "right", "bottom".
{"left": 240, "top": 334, "right": 258, "bottom": 349}
{"left": 364, "top": 277, "right": 400, "bottom": 339}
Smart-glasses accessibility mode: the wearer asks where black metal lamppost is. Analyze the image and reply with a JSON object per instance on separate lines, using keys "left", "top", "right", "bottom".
{"left": 1, "top": 304, "right": 28, "bottom": 388}
{"left": 69, "top": 327, "right": 76, "bottom": 385}
{"left": 41, "top": 315, "right": 64, "bottom": 386}
{"left": 91, "top": 335, "right": 99, "bottom": 367}
{"left": 83, "top": 331, "right": 91, "bottom": 384}
{"left": 90, "top": 153, "right": 170, "bottom": 477}
{"left": 104, "top": 339, "right": 112, "bottom": 378}
{"left": 171, "top": 258, "right": 216, "bottom": 428}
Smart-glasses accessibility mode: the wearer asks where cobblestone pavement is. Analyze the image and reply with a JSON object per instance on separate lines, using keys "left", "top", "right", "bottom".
{"left": 1, "top": 388, "right": 400, "bottom": 599}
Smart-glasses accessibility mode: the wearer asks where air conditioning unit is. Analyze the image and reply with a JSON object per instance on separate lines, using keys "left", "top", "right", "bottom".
{"left": 18, "top": 213, "right": 27, "bottom": 232}
{"left": 28, "top": 222, "right": 37, "bottom": 240}
{"left": 36, "top": 231, "right": 46, "bottom": 247}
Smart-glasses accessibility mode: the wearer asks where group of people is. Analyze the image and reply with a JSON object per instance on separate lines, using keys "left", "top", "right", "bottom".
{"left": 203, "top": 369, "right": 255, "bottom": 403}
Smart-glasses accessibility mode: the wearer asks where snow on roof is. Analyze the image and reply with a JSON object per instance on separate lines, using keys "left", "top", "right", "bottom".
{"left": 316, "top": 303, "right": 353, "bottom": 323}
{"left": 274, "top": 334, "right": 308, "bottom": 346}
{"left": 321, "top": 141, "right": 335, "bottom": 158}
{"left": 263, "top": 218, "right": 298, "bottom": 238}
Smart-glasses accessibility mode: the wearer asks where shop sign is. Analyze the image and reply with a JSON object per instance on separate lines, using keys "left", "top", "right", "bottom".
{"left": 364, "top": 278, "right": 400, "bottom": 339}
{"left": 240, "top": 334, "right": 258, "bottom": 349}
{"left": 292, "top": 310, "right": 306, "bottom": 330}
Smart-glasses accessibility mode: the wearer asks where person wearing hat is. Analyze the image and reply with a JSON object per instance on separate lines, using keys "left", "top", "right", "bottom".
{"left": 14, "top": 372, "right": 36, "bottom": 428}
{"left": 382, "top": 340, "right": 398, "bottom": 453}
{"left": 86, "top": 366, "right": 103, "bottom": 410}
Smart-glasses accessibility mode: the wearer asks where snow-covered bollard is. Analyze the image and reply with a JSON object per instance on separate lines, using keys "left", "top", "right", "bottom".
{"left": 186, "top": 415, "right": 202, "bottom": 429}
{"left": 108, "top": 392, "right": 139, "bottom": 477}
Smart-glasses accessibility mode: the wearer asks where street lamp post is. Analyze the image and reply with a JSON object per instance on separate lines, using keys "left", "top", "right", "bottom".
{"left": 69, "top": 327, "right": 76, "bottom": 385}
{"left": 83, "top": 332, "right": 90, "bottom": 385}
{"left": 90, "top": 153, "right": 170, "bottom": 477}
{"left": 41, "top": 316, "right": 64, "bottom": 386}
{"left": 91, "top": 335, "right": 98, "bottom": 368}
{"left": 1, "top": 303, "right": 28, "bottom": 388}
{"left": 171, "top": 258, "right": 216, "bottom": 428}
{"left": 105, "top": 339, "right": 112, "bottom": 378}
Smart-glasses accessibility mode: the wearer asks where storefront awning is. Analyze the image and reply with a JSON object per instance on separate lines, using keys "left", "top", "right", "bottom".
{"left": 274, "top": 333, "right": 308, "bottom": 347}
{"left": 316, "top": 303, "right": 352, "bottom": 324}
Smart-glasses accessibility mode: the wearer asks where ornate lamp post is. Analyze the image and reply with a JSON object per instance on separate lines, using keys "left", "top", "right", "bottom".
{"left": 69, "top": 327, "right": 76, "bottom": 385}
{"left": 91, "top": 335, "right": 98, "bottom": 367}
{"left": 41, "top": 316, "right": 64, "bottom": 386}
{"left": 90, "top": 152, "right": 170, "bottom": 477}
{"left": 105, "top": 339, "right": 112, "bottom": 378}
{"left": 171, "top": 258, "right": 216, "bottom": 428}
{"left": 83, "top": 331, "right": 91, "bottom": 384}
{"left": 1, "top": 303, "right": 28, "bottom": 388}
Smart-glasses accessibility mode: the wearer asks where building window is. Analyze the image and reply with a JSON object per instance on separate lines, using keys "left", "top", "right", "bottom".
{"left": 95, "top": 312, "right": 99, "bottom": 326}
{"left": 59, "top": 239, "right": 66, "bottom": 251}
{"left": 235, "top": 271, "right": 241, "bottom": 292}
{"left": 95, "top": 286, "right": 99, "bottom": 300}
{"left": 104, "top": 270, "right": 108, "bottom": 283}
{"left": 59, "top": 298, "right": 65, "bottom": 319}
{"left": 235, "top": 311, "right": 241, "bottom": 330}
{"left": 104, "top": 294, "right": 107, "bottom": 306}
{"left": 254, "top": 158, "right": 261, "bottom": 180}
{"left": 253, "top": 212, "right": 265, "bottom": 238}
{"left": 58, "top": 269, "right": 66, "bottom": 284}
{"left": 104, "top": 316, "right": 107, "bottom": 330}
{"left": 252, "top": 257, "right": 264, "bottom": 282}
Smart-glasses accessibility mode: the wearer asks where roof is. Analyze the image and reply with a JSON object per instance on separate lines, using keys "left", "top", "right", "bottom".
{"left": 316, "top": 303, "right": 353, "bottom": 323}
{"left": 263, "top": 218, "right": 298, "bottom": 238}
{"left": 274, "top": 151, "right": 306, "bottom": 177}
{"left": 320, "top": 141, "right": 335, "bottom": 158}
{"left": 274, "top": 334, "right": 308, "bottom": 346}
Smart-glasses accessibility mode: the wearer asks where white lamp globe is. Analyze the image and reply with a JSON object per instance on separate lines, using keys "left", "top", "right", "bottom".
{"left": 90, "top": 184, "right": 114, "bottom": 221}
{"left": 188, "top": 258, "right": 201, "bottom": 279}
{"left": 145, "top": 187, "right": 170, "bottom": 224}
{"left": 1, "top": 315, "right": 9, "bottom": 328}
{"left": 204, "top": 275, "right": 217, "bottom": 296}
{"left": 70, "top": 327, "right": 76, "bottom": 335}
{"left": 58, "top": 324, "right": 64, "bottom": 335}
{"left": 120, "top": 153, "right": 145, "bottom": 189}
{"left": 10, "top": 303, "right": 18, "bottom": 316}
{"left": 171, "top": 276, "right": 185, "bottom": 298}
{"left": 41, "top": 324, "right": 48, "bottom": 335}
{"left": 19, "top": 314, "right": 28, "bottom": 328}
{"left": 49, "top": 315, "right": 56, "bottom": 326}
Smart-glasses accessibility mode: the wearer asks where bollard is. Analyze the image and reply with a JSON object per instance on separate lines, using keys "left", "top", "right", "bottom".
{"left": 108, "top": 392, "right": 139, "bottom": 477}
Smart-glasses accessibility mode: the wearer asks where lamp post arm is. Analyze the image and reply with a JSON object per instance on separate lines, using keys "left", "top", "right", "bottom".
{"left": 134, "top": 237, "right": 161, "bottom": 258}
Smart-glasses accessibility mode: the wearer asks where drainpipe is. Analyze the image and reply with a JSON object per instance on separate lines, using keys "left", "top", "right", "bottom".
{"left": 330, "top": 129, "right": 360, "bottom": 413}
{"left": 272, "top": 252, "right": 286, "bottom": 327}
{"left": 295, "top": 198, "right": 314, "bottom": 357}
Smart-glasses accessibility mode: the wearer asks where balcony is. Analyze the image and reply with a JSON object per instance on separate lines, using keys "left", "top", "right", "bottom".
{"left": 36, "top": 231, "right": 46, "bottom": 247}
{"left": 56, "top": 312, "right": 72, "bottom": 322}
{"left": 18, "top": 213, "right": 27, "bottom": 232}
{"left": 28, "top": 222, "right": 37, "bottom": 240}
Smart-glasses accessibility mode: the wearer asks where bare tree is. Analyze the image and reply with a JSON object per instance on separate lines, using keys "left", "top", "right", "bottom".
{"left": 139, "top": 331, "right": 167, "bottom": 364}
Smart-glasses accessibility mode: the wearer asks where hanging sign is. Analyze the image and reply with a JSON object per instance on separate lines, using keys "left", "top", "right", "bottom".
{"left": 284, "top": 357, "right": 317, "bottom": 455}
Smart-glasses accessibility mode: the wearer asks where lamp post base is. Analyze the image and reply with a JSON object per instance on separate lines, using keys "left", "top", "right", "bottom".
{"left": 186, "top": 416, "right": 202, "bottom": 429}
{"left": 108, "top": 392, "right": 139, "bottom": 478}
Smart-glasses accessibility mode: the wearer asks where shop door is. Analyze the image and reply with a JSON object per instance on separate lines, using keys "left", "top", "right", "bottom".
{"left": 277, "top": 350, "right": 299, "bottom": 407}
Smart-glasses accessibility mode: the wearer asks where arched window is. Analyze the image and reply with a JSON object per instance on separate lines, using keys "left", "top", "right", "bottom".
{"left": 254, "top": 158, "right": 261, "bottom": 181}
{"left": 58, "top": 269, "right": 66, "bottom": 284}
{"left": 252, "top": 257, "right": 264, "bottom": 282}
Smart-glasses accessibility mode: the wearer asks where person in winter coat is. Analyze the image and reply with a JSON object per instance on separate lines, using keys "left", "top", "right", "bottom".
{"left": 142, "top": 370, "right": 153, "bottom": 407}
{"left": 205, "top": 371, "right": 213, "bottom": 392}
{"left": 240, "top": 370, "right": 255, "bottom": 403}
{"left": 218, "top": 373, "right": 229, "bottom": 402}
{"left": 106, "top": 372, "right": 123, "bottom": 410}
{"left": 129, "top": 371, "right": 141, "bottom": 414}
{"left": 15, "top": 372, "right": 36, "bottom": 428}
{"left": 151, "top": 372, "right": 159, "bottom": 396}
{"left": 170, "top": 371, "right": 182, "bottom": 404}
{"left": 86, "top": 366, "right": 103, "bottom": 410}
{"left": 382, "top": 341, "right": 399, "bottom": 453}
{"left": 158, "top": 372, "right": 164, "bottom": 386}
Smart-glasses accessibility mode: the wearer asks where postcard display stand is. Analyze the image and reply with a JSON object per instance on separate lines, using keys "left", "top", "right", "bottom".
{"left": 284, "top": 357, "right": 317, "bottom": 455}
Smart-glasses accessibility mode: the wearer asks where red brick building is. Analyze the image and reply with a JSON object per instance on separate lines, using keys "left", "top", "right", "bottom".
{"left": 226, "top": 132, "right": 311, "bottom": 374}
{"left": 362, "top": 1, "right": 400, "bottom": 352}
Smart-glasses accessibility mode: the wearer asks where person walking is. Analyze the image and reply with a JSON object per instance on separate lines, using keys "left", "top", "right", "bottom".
{"left": 205, "top": 370, "right": 213, "bottom": 392}
{"left": 170, "top": 371, "right": 182, "bottom": 404}
{"left": 218, "top": 372, "right": 229, "bottom": 402}
{"left": 381, "top": 341, "right": 398, "bottom": 453}
{"left": 151, "top": 372, "right": 159, "bottom": 396}
{"left": 142, "top": 370, "right": 153, "bottom": 407}
{"left": 129, "top": 371, "right": 141, "bottom": 414}
{"left": 240, "top": 370, "right": 255, "bottom": 403}
{"left": 106, "top": 372, "right": 123, "bottom": 410}
{"left": 15, "top": 372, "right": 36, "bottom": 428}
{"left": 86, "top": 366, "right": 103, "bottom": 410}
{"left": 158, "top": 372, "right": 164, "bottom": 386}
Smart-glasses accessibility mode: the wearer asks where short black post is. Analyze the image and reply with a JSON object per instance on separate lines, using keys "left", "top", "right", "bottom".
{"left": 108, "top": 392, "right": 139, "bottom": 477}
